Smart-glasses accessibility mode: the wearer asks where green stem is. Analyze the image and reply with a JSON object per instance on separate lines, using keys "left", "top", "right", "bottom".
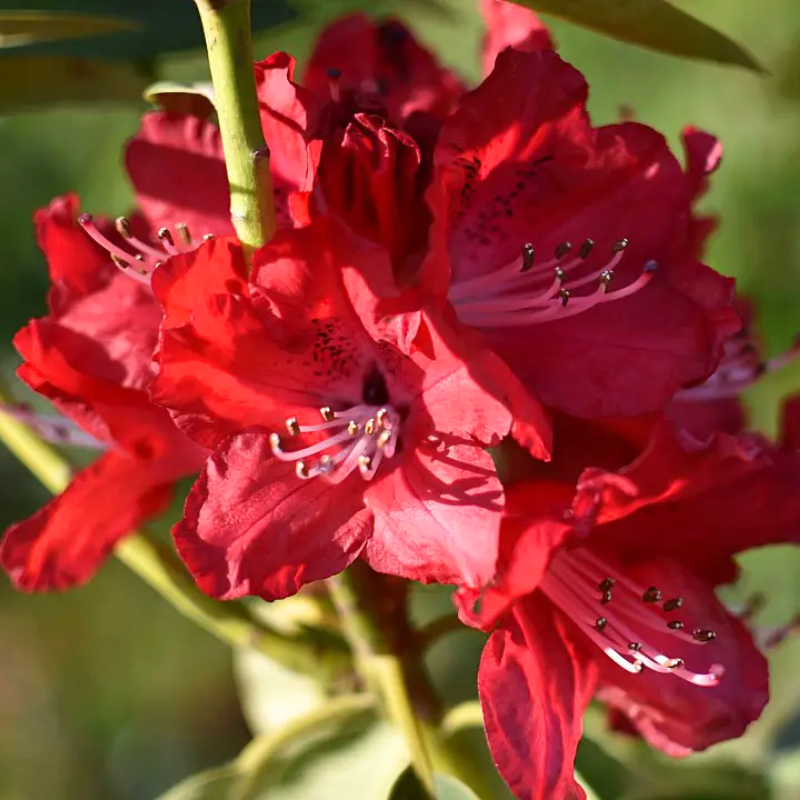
{"left": 0, "top": 400, "right": 347, "bottom": 681}
{"left": 193, "top": 0, "right": 276, "bottom": 255}
{"left": 327, "top": 564, "right": 487, "bottom": 797}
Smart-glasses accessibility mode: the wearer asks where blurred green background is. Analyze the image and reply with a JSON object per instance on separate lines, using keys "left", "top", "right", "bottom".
{"left": 2, "top": 1, "right": 800, "bottom": 798}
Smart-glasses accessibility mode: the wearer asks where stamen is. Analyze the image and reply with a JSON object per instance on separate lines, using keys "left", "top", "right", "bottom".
{"left": 540, "top": 548, "right": 722, "bottom": 687}
{"left": 78, "top": 212, "right": 204, "bottom": 286}
{"left": 268, "top": 403, "right": 402, "bottom": 485}
{"left": 326, "top": 67, "right": 342, "bottom": 103}
{"left": 450, "top": 236, "right": 658, "bottom": 328}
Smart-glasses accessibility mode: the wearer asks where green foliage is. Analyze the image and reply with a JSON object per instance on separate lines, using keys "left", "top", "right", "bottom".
{"left": 512, "top": 0, "right": 764, "bottom": 71}
{"left": 0, "top": 0, "right": 296, "bottom": 60}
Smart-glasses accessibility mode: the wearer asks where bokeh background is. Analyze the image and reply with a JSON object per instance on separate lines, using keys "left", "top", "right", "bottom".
{"left": 2, "top": 1, "right": 800, "bottom": 798}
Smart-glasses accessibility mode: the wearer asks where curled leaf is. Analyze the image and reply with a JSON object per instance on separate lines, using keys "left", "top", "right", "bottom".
{"left": 515, "top": 0, "right": 765, "bottom": 72}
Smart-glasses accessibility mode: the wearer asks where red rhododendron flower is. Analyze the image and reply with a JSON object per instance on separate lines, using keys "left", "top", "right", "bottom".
{"left": 464, "top": 412, "right": 800, "bottom": 799}
{"left": 152, "top": 218, "right": 521, "bottom": 600}
{"left": 0, "top": 195, "right": 207, "bottom": 591}
{"left": 423, "top": 47, "right": 738, "bottom": 422}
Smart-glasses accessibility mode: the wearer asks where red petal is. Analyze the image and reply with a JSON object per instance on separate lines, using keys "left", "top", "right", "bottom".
{"left": 303, "top": 13, "right": 463, "bottom": 128}
{"left": 153, "top": 228, "right": 378, "bottom": 448}
{"left": 255, "top": 52, "right": 323, "bottom": 207}
{"left": 481, "top": 0, "right": 553, "bottom": 77}
{"left": 319, "top": 113, "right": 426, "bottom": 270}
{"left": 593, "top": 559, "right": 768, "bottom": 754}
{"left": 152, "top": 234, "right": 248, "bottom": 329}
{"left": 781, "top": 393, "right": 800, "bottom": 451}
{"left": 363, "top": 439, "right": 503, "bottom": 588}
{"left": 579, "top": 421, "right": 800, "bottom": 582}
{"left": 173, "top": 428, "right": 373, "bottom": 600}
{"left": 125, "top": 111, "right": 233, "bottom": 237}
{"left": 479, "top": 594, "right": 597, "bottom": 800}
{"left": 0, "top": 452, "right": 173, "bottom": 591}
{"left": 456, "top": 480, "right": 573, "bottom": 630}
{"left": 34, "top": 194, "right": 112, "bottom": 306}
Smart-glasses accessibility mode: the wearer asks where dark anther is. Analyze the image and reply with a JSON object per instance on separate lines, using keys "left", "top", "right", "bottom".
{"left": 600, "top": 270, "right": 613, "bottom": 290}
{"left": 554, "top": 266, "right": 566, "bottom": 282}
{"left": 521, "top": 243, "right": 535, "bottom": 272}
{"left": 628, "top": 642, "right": 642, "bottom": 651}
{"left": 325, "top": 68, "right": 342, "bottom": 79}
{"left": 692, "top": 629, "right": 717, "bottom": 643}
{"left": 115, "top": 216, "right": 132, "bottom": 237}
{"left": 667, "top": 620, "right": 685, "bottom": 631}
{"left": 595, "top": 617, "right": 607, "bottom": 631}
{"left": 612, "top": 238, "right": 629, "bottom": 252}
{"left": 644, "top": 259, "right": 659, "bottom": 272}
{"left": 77, "top": 213, "right": 92, "bottom": 225}
{"left": 578, "top": 238, "right": 595, "bottom": 259}
{"left": 362, "top": 366, "right": 390, "bottom": 406}
{"left": 555, "top": 241, "right": 572, "bottom": 259}
{"left": 598, "top": 578, "right": 615, "bottom": 592}
{"left": 601, "top": 591, "right": 613, "bottom": 605}
{"left": 663, "top": 597, "right": 683, "bottom": 613}
{"left": 642, "top": 587, "right": 662, "bottom": 603}
{"left": 558, "top": 288, "right": 570, "bottom": 306}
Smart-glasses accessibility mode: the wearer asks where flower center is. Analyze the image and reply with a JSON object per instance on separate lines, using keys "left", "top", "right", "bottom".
{"left": 674, "top": 327, "right": 800, "bottom": 402}
{"left": 269, "top": 404, "right": 401, "bottom": 483}
{"left": 540, "top": 547, "right": 722, "bottom": 686}
{"left": 448, "top": 238, "right": 657, "bottom": 328}
{"left": 78, "top": 214, "right": 209, "bottom": 286}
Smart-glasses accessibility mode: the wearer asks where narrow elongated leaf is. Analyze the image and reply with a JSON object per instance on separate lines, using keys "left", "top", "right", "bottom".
{"left": 0, "top": 11, "right": 138, "bottom": 48}
{"left": 0, "top": 55, "right": 149, "bottom": 113}
{"left": 514, "top": 0, "right": 764, "bottom": 72}
{"left": 0, "top": 0, "right": 296, "bottom": 61}
{"left": 388, "top": 770, "right": 483, "bottom": 800}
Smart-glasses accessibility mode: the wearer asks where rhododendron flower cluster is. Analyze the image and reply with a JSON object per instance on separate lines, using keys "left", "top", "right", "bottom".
{"left": 2, "top": 2, "right": 800, "bottom": 800}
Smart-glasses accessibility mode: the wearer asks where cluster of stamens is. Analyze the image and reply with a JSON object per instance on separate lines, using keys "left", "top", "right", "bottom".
{"left": 269, "top": 404, "right": 401, "bottom": 483}
{"left": 674, "top": 328, "right": 800, "bottom": 403}
{"left": 78, "top": 214, "right": 210, "bottom": 285}
{"left": 449, "top": 238, "right": 657, "bottom": 328}
{"left": 541, "top": 548, "right": 723, "bottom": 686}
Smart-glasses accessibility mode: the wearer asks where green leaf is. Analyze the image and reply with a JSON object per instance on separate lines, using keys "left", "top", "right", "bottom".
{"left": 0, "top": 55, "right": 150, "bottom": 113}
{"left": 388, "top": 770, "right": 483, "bottom": 800}
{"left": 144, "top": 80, "right": 216, "bottom": 118}
{"left": 157, "top": 764, "right": 241, "bottom": 800}
{"left": 233, "top": 645, "right": 328, "bottom": 737}
{"left": 0, "top": 0, "right": 296, "bottom": 61}
{"left": 0, "top": 11, "right": 138, "bottom": 48}
{"left": 514, "top": 0, "right": 764, "bottom": 72}
{"left": 433, "top": 774, "right": 482, "bottom": 800}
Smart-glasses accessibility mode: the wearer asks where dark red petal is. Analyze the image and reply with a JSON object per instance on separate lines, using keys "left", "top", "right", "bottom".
{"left": 0, "top": 452, "right": 173, "bottom": 591}
{"left": 781, "top": 393, "right": 800, "bottom": 451}
{"left": 363, "top": 440, "right": 503, "bottom": 589}
{"left": 578, "top": 421, "right": 800, "bottom": 583}
{"left": 681, "top": 126, "right": 723, "bottom": 204}
{"left": 125, "top": 111, "right": 233, "bottom": 237}
{"left": 34, "top": 194, "right": 112, "bottom": 305}
{"left": 479, "top": 593, "right": 597, "bottom": 800}
{"left": 303, "top": 13, "right": 464, "bottom": 128}
{"left": 481, "top": 0, "right": 553, "bottom": 77}
{"left": 319, "top": 113, "right": 426, "bottom": 271}
{"left": 593, "top": 559, "right": 768, "bottom": 754}
{"left": 487, "top": 267, "right": 734, "bottom": 418}
{"left": 174, "top": 428, "right": 373, "bottom": 601}
{"left": 456, "top": 480, "right": 573, "bottom": 631}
